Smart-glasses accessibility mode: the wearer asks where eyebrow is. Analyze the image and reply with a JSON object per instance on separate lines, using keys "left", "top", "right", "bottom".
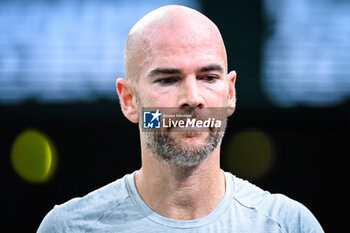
{"left": 148, "top": 68, "right": 182, "bottom": 77}
{"left": 198, "top": 64, "right": 224, "bottom": 73}
{"left": 148, "top": 64, "right": 224, "bottom": 77}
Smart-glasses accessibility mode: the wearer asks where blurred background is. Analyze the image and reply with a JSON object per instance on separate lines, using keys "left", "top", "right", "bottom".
{"left": 1, "top": 0, "right": 348, "bottom": 232}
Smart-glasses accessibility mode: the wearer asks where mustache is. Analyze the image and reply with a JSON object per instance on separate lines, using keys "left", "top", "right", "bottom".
{"left": 167, "top": 107, "right": 225, "bottom": 120}
{"left": 165, "top": 107, "right": 214, "bottom": 120}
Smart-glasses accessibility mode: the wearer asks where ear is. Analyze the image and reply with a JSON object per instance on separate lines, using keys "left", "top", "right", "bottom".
{"left": 227, "top": 71, "right": 237, "bottom": 116}
{"left": 116, "top": 78, "right": 139, "bottom": 123}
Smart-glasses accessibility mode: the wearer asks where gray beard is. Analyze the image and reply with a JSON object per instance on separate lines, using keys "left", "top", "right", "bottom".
{"left": 142, "top": 123, "right": 226, "bottom": 168}
{"left": 134, "top": 93, "right": 227, "bottom": 167}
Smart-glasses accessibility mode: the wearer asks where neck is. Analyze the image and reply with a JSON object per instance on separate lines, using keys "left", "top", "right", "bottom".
{"left": 135, "top": 140, "right": 226, "bottom": 220}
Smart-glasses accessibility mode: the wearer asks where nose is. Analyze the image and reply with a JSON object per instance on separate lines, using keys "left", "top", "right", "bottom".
{"left": 178, "top": 75, "right": 205, "bottom": 109}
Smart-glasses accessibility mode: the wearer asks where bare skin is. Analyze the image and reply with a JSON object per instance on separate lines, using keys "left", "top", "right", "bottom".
{"left": 117, "top": 5, "right": 236, "bottom": 220}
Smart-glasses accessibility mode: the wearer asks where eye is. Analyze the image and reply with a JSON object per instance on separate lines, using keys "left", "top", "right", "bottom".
{"left": 156, "top": 77, "right": 179, "bottom": 85}
{"left": 199, "top": 75, "right": 219, "bottom": 83}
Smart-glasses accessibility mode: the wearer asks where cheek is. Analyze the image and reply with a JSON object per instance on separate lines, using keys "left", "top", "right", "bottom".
{"left": 136, "top": 84, "right": 175, "bottom": 107}
{"left": 203, "top": 82, "right": 230, "bottom": 105}
{"left": 151, "top": 91, "right": 178, "bottom": 107}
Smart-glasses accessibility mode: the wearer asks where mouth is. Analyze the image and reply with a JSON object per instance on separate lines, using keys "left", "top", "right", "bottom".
{"left": 168, "top": 129, "right": 209, "bottom": 140}
{"left": 168, "top": 124, "right": 211, "bottom": 134}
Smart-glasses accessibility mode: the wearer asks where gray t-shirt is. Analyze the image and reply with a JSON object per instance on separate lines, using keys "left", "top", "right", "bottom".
{"left": 37, "top": 171, "right": 324, "bottom": 232}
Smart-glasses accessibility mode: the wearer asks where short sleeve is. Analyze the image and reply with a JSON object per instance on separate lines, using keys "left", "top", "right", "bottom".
{"left": 272, "top": 194, "right": 324, "bottom": 233}
{"left": 37, "top": 206, "right": 67, "bottom": 233}
{"left": 298, "top": 202, "right": 324, "bottom": 233}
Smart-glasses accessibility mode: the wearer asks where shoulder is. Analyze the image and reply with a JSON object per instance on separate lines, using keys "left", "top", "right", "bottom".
{"left": 37, "top": 173, "right": 132, "bottom": 232}
{"left": 227, "top": 173, "right": 324, "bottom": 233}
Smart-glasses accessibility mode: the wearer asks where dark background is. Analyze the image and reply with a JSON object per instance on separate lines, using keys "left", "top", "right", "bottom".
{"left": 2, "top": 0, "right": 349, "bottom": 232}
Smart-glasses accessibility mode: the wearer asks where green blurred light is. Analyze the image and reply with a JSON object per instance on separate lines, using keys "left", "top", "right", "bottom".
{"left": 11, "top": 129, "right": 57, "bottom": 183}
{"left": 224, "top": 129, "right": 275, "bottom": 180}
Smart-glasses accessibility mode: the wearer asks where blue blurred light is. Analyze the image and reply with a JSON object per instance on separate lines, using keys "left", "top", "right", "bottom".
{"left": 262, "top": 0, "right": 350, "bottom": 107}
{"left": 0, "top": 0, "right": 200, "bottom": 104}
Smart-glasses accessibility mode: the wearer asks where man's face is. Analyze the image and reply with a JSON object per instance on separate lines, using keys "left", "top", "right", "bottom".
{"left": 130, "top": 28, "right": 234, "bottom": 167}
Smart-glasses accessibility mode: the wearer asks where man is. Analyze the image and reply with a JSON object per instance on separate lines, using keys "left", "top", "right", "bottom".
{"left": 38, "top": 5, "right": 324, "bottom": 232}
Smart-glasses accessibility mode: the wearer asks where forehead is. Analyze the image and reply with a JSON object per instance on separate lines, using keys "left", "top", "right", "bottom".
{"left": 142, "top": 30, "right": 226, "bottom": 74}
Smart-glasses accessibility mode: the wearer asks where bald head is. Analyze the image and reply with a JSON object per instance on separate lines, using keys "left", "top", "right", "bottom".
{"left": 125, "top": 5, "right": 227, "bottom": 82}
